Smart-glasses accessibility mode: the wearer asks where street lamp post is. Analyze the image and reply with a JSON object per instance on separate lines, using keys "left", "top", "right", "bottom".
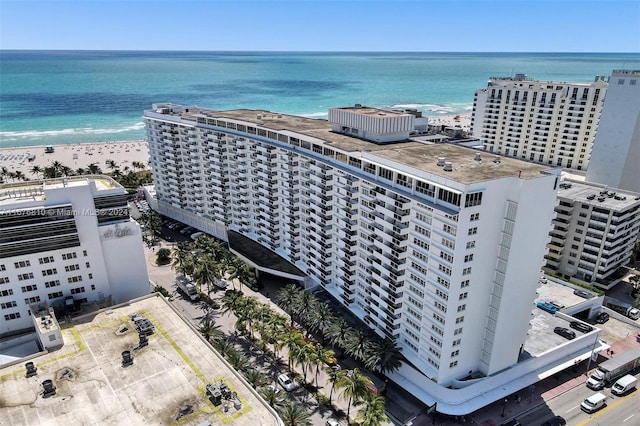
{"left": 501, "top": 398, "right": 508, "bottom": 417}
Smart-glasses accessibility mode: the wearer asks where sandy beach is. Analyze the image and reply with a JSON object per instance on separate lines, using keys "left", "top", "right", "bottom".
{"left": 429, "top": 113, "right": 472, "bottom": 132}
{"left": 0, "top": 140, "right": 150, "bottom": 179}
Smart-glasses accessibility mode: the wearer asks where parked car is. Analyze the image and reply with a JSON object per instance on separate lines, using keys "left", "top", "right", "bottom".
{"left": 574, "top": 289, "right": 593, "bottom": 299}
{"left": 539, "top": 276, "right": 548, "bottom": 284}
{"left": 537, "top": 301, "right": 558, "bottom": 314}
{"left": 277, "top": 373, "right": 297, "bottom": 392}
{"left": 570, "top": 321, "right": 593, "bottom": 333}
{"left": 549, "top": 301, "right": 565, "bottom": 310}
{"left": 595, "top": 312, "right": 610, "bottom": 324}
{"left": 554, "top": 327, "right": 576, "bottom": 340}
{"left": 541, "top": 416, "right": 566, "bottom": 426}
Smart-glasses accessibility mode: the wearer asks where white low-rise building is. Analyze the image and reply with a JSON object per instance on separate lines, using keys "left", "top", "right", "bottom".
{"left": 0, "top": 176, "right": 149, "bottom": 336}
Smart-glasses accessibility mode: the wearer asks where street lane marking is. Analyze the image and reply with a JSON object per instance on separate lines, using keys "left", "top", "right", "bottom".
{"left": 623, "top": 414, "right": 634, "bottom": 422}
{"left": 566, "top": 405, "right": 580, "bottom": 412}
{"left": 575, "top": 388, "right": 640, "bottom": 426}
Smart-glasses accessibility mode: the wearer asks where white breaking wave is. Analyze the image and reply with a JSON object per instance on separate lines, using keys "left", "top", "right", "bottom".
{"left": 298, "top": 111, "right": 328, "bottom": 118}
{"left": 390, "top": 102, "right": 473, "bottom": 115}
{"left": 0, "top": 122, "right": 145, "bottom": 141}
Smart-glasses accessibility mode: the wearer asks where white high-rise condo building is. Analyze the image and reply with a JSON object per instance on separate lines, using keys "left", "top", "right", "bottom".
{"left": 586, "top": 70, "right": 640, "bottom": 193}
{"left": 0, "top": 176, "right": 149, "bottom": 336}
{"left": 472, "top": 73, "right": 607, "bottom": 170}
{"left": 546, "top": 179, "right": 640, "bottom": 288}
{"left": 145, "top": 103, "right": 559, "bottom": 409}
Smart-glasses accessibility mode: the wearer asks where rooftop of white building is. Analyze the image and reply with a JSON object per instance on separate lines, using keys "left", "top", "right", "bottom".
{"left": 150, "top": 106, "right": 555, "bottom": 185}
{"left": 0, "top": 175, "right": 122, "bottom": 207}
{"left": 557, "top": 178, "right": 640, "bottom": 211}
{"left": 0, "top": 294, "right": 281, "bottom": 426}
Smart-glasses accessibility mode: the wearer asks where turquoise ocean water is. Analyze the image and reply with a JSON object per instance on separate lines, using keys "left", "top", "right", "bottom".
{"left": 1, "top": 51, "right": 639, "bottom": 148}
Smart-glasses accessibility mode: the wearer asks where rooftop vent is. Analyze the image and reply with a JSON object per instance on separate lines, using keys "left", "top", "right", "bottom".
{"left": 443, "top": 162, "right": 453, "bottom": 172}
{"left": 474, "top": 153, "right": 482, "bottom": 161}
{"left": 586, "top": 194, "right": 596, "bottom": 200}
{"left": 437, "top": 157, "right": 446, "bottom": 166}
{"left": 354, "top": 103, "right": 362, "bottom": 109}
{"left": 597, "top": 197, "right": 606, "bottom": 202}
{"left": 42, "top": 380, "right": 56, "bottom": 398}
{"left": 256, "top": 114, "right": 262, "bottom": 120}
{"left": 493, "top": 155, "right": 501, "bottom": 164}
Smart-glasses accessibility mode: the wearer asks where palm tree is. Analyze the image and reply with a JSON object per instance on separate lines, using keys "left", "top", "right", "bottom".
{"left": 278, "top": 402, "right": 311, "bottom": 426}
{"left": 311, "top": 345, "right": 335, "bottom": 389}
{"left": 213, "top": 339, "right": 236, "bottom": 359}
{"left": 290, "top": 341, "right": 314, "bottom": 383}
{"left": 198, "top": 320, "right": 224, "bottom": 345}
{"left": 281, "top": 329, "right": 304, "bottom": 372}
{"left": 226, "top": 351, "right": 250, "bottom": 372}
{"left": 309, "top": 302, "right": 335, "bottom": 342}
{"left": 354, "top": 392, "right": 389, "bottom": 426}
{"left": 277, "top": 283, "right": 302, "bottom": 326}
{"left": 132, "top": 160, "right": 145, "bottom": 172}
{"left": 75, "top": 167, "right": 86, "bottom": 175}
{"left": 326, "top": 317, "right": 352, "bottom": 354}
{"left": 30, "top": 165, "right": 42, "bottom": 179}
{"left": 172, "top": 242, "right": 194, "bottom": 277}
{"left": 344, "top": 328, "right": 371, "bottom": 362}
{"left": 87, "top": 162, "right": 102, "bottom": 174}
{"left": 338, "top": 368, "right": 373, "bottom": 422}
{"left": 60, "top": 165, "right": 73, "bottom": 177}
{"left": 193, "top": 253, "right": 220, "bottom": 294}
{"left": 259, "top": 385, "right": 286, "bottom": 409}
{"left": 106, "top": 159, "right": 118, "bottom": 171}
{"left": 242, "top": 368, "right": 269, "bottom": 389}
{"left": 326, "top": 367, "right": 345, "bottom": 405}
{"left": 292, "top": 290, "right": 318, "bottom": 332}
{"left": 365, "top": 337, "right": 403, "bottom": 374}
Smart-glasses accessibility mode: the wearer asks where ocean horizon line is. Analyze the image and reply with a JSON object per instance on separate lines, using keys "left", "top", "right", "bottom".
{"left": 2, "top": 49, "right": 639, "bottom": 55}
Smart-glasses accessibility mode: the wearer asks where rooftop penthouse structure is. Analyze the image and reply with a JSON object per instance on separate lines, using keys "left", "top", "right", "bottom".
{"left": 471, "top": 73, "right": 607, "bottom": 170}
{"left": 145, "top": 103, "right": 561, "bottom": 412}
{"left": 0, "top": 176, "right": 149, "bottom": 337}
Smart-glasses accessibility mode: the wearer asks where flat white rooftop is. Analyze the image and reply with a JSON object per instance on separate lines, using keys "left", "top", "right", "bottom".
{"left": 0, "top": 294, "right": 281, "bottom": 426}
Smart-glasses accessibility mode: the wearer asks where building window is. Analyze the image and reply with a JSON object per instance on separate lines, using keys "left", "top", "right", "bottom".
{"left": 85, "top": 262, "right": 90, "bottom": 268}
{"left": 70, "top": 286, "right": 86, "bottom": 295}
{"left": 18, "top": 273, "right": 34, "bottom": 281}
{"left": 68, "top": 276, "right": 83, "bottom": 284}
{"left": 466, "top": 241, "right": 476, "bottom": 249}
{"left": 64, "top": 264, "right": 80, "bottom": 272}
{"left": 451, "top": 350, "right": 460, "bottom": 357}
{"left": 462, "top": 267, "right": 472, "bottom": 275}
{"left": 42, "top": 268, "right": 57, "bottom": 276}
{"left": 4, "top": 313, "right": 21, "bottom": 320}
{"left": 454, "top": 327, "right": 463, "bottom": 335}
{"left": 457, "top": 304, "right": 466, "bottom": 312}
{"left": 468, "top": 227, "right": 478, "bottom": 236}
{"left": 24, "top": 296, "right": 41, "bottom": 304}
{"left": 453, "top": 339, "right": 461, "bottom": 347}
{"left": 464, "top": 254, "right": 474, "bottom": 263}
{"left": 39, "top": 256, "right": 54, "bottom": 264}
{"left": 461, "top": 280, "right": 470, "bottom": 288}
{"left": 0, "top": 277, "right": 9, "bottom": 284}
{"left": 91, "top": 284, "right": 96, "bottom": 290}
{"left": 44, "top": 280, "right": 61, "bottom": 288}
{"left": 0, "top": 265, "right": 5, "bottom": 271}
{"left": 21, "top": 285, "right": 38, "bottom": 293}
{"left": 14, "top": 260, "right": 31, "bottom": 268}
{"left": 0, "top": 301, "right": 17, "bottom": 309}
{"left": 470, "top": 213, "right": 480, "bottom": 221}
{"left": 83, "top": 250, "right": 88, "bottom": 256}
{"left": 465, "top": 192, "right": 483, "bottom": 207}
{"left": 88, "top": 273, "right": 93, "bottom": 280}
{"left": 459, "top": 292, "right": 468, "bottom": 300}
{"left": 0, "top": 289, "right": 15, "bottom": 297}
{"left": 455, "top": 316, "right": 464, "bottom": 324}
{"left": 48, "top": 292, "right": 63, "bottom": 299}
{"left": 450, "top": 361, "right": 458, "bottom": 368}
{"left": 62, "top": 252, "right": 77, "bottom": 260}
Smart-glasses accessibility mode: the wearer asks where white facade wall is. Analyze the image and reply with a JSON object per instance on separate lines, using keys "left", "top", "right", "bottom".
{"left": 0, "top": 178, "right": 149, "bottom": 335}
{"left": 328, "top": 108, "right": 414, "bottom": 143}
{"left": 472, "top": 76, "right": 607, "bottom": 170}
{"left": 145, "top": 105, "right": 560, "bottom": 389}
{"left": 586, "top": 70, "right": 640, "bottom": 193}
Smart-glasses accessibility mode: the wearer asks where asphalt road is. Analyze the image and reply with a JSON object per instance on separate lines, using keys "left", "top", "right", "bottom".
{"left": 518, "top": 374, "right": 640, "bottom": 426}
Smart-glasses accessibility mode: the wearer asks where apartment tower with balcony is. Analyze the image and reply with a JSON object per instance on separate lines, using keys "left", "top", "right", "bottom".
{"left": 145, "top": 103, "right": 559, "bottom": 408}
{"left": 546, "top": 179, "right": 640, "bottom": 288}
{"left": 0, "top": 176, "right": 149, "bottom": 336}
{"left": 471, "top": 73, "right": 607, "bottom": 170}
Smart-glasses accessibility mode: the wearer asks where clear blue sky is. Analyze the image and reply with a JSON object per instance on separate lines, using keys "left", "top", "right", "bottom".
{"left": 1, "top": 0, "right": 639, "bottom": 52}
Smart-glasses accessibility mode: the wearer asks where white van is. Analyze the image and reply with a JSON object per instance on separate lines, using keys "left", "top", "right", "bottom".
{"left": 581, "top": 392, "right": 606, "bottom": 413}
{"left": 612, "top": 374, "right": 637, "bottom": 395}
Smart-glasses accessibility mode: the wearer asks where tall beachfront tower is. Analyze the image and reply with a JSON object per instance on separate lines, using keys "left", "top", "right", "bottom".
{"left": 586, "top": 70, "right": 640, "bottom": 193}
{"left": 145, "top": 104, "right": 559, "bottom": 387}
{"left": 0, "top": 176, "right": 149, "bottom": 336}
{"left": 471, "top": 74, "right": 607, "bottom": 171}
